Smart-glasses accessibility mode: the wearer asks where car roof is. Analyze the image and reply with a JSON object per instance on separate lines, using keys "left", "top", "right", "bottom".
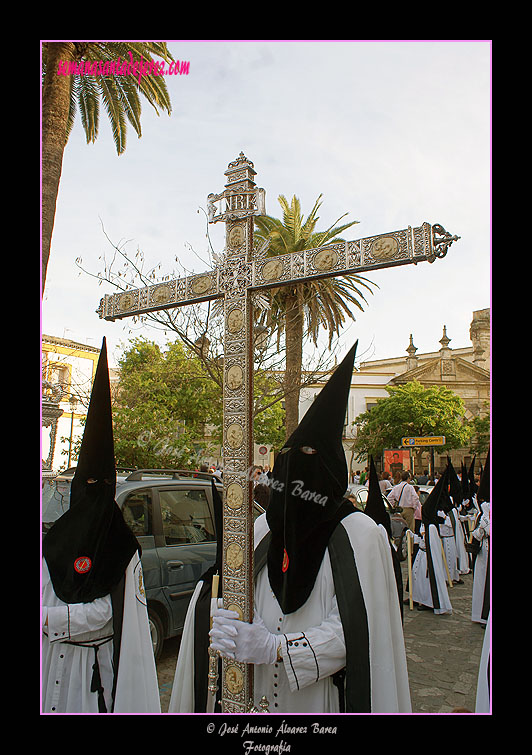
{"left": 51, "top": 468, "right": 221, "bottom": 484}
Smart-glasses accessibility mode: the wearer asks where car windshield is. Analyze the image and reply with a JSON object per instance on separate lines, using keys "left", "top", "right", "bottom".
{"left": 42, "top": 477, "right": 72, "bottom": 531}
{"left": 42, "top": 474, "right": 262, "bottom": 534}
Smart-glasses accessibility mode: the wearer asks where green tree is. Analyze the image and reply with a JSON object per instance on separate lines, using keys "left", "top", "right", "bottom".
{"left": 108, "top": 338, "right": 286, "bottom": 469}
{"left": 113, "top": 338, "right": 221, "bottom": 469}
{"left": 467, "top": 401, "right": 490, "bottom": 455}
{"left": 254, "top": 194, "right": 376, "bottom": 438}
{"left": 41, "top": 41, "right": 174, "bottom": 295}
{"left": 352, "top": 380, "right": 472, "bottom": 462}
{"left": 253, "top": 371, "right": 286, "bottom": 451}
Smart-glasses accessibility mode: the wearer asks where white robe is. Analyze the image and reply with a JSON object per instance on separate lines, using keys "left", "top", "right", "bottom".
{"left": 450, "top": 508, "right": 470, "bottom": 574}
{"left": 411, "top": 523, "right": 452, "bottom": 614}
{"left": 439, "top": 514, "right": 460, "bottom": 582}
{"left": 42, "top": 552, "right": 161, "bottom": 713}
{"left": 475, "top": 612, "right": 490, "bottom": 713}
{"left": 471, "top": 502, "right": 490, "bottom": 625}
{"left": 169, "top": 511, "right": 411, "bottom": 714}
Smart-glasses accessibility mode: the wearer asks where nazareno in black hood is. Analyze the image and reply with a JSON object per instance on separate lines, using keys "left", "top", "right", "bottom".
{"left": 266, "top": 342, "right": 357, "bottom": 614}
{"left": 43, "top": 338, "right": 139, "bottom": 604}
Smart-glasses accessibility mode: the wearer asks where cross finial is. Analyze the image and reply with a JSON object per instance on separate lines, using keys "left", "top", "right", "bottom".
{"left": 406, "top": 333, "right": 417, "bottom": 356}
{"left": 224, "top": 152, "right": 257, "bottom": 186}
{"left": 439, "top": 325, "right": 451, "bottom": 349}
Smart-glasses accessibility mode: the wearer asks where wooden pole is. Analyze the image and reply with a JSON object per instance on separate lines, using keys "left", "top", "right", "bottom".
{"left": 439, "top": 538, "right": 454, "bottom": 589}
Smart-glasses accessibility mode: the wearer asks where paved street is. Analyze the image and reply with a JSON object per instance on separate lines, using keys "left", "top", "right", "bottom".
{"left": 399, "top": 562, "right": 486, "bottom": 713}
{"left": 155, "top": 562, "right": 486, "bottom": 714}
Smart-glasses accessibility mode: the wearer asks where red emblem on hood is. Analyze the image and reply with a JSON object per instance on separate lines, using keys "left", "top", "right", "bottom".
{"left": 282, "top": 549, "right": 289, "bottom": 573}
{"left": 74, "top": 556, "right": 92, "bottom": 574}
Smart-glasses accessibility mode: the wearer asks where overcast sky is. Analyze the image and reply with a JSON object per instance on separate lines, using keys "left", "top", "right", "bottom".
{"left": 41, "top": 40, "right": 491, "bottom": 369}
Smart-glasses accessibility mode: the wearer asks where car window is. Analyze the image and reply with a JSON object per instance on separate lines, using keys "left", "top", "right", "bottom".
{"left": 159, "top": 488, "right": 216, "bottom": 545}
{"left": 122, "top": 489, "right": 153, "bottom": 536}
{"left": 42, "top": 478, "right": 72, "bottom": 530}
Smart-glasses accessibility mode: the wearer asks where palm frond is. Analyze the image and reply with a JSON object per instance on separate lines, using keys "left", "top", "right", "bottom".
{"left": 65, "top": 76, "right": 78, "bottom": 141}
{"left": 113, "top": 74, "right": 143, "bottom": 133}
{"left": 308, "top": 216, "right": 360, "bottom": 250}
{"left": 77, "top": 75, "right": 100, "bottom": 144}
{"left": 253, "top": 193, "right": 378, "bottom": 349}
{"left": 98, "top": 76, "right": 132, "bottom": 153}
{"left": 53, "top": 41, "right": 174, "bottom": 155}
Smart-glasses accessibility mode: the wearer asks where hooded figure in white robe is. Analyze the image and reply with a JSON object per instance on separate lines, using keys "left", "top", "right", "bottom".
{"left": 475, "top": 612, "right": 490, "bottom": 712}
{"left": 446, "top": 459, "right": 468, "bottom": 578}
{"left": 471, "top": 501, "right": 490, "bottom": 625}
{"left": 409, "top": 468, "right": 452, "bottom": 614}
{"left": 471, "top": 451, "right": 490, "bottom": 626}
{"left": 451, "top": 506, "right": 470, "bottom": 575}
{"left": 439, "top": 511, "right": 460, "bottom": 584}
{"left": 457, "top": 462, "right": 480, "bottom": 570}
{"left": 42, "top": 339, "right": 160, "bottom": 714}
{"left": 170, "top": 343, "right": 411, "bottom": 713}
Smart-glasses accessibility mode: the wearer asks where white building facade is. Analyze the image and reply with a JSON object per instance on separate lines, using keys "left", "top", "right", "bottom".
{"left": 42, "top": 335, "right": 106, "bottom": 474}
{"left": 299, "top": 309, "right": 490, "bottom": 477}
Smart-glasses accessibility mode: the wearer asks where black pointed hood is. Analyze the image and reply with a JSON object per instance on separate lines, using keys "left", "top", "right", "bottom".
{"left": 460, "top": 461, "right": 470, "bottom": 500}
{"left": 447, "top": 458, "right": 462, "bottom": 509}
{"left": 477, "top": 449, "right": 490, "bottom": 503}
{"left": 468, "top": 456, "right": 478, "bottom": 498}
{"left": 266, "top": 342, "right": 357, "bottom": 614}
{"left": 422, "top": 466, "right": 450, "bottom": 526}
{"left": 364, "top": 455, "right": 392, "bottom": 539}
{"left": 43, "top": 338, "right": 139, "bottom": 604}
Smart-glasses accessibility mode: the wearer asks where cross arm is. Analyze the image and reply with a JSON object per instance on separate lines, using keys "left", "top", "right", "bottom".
{"left": 250, "top": 222, "right": 459, "bottom": 290}
{"left": 96, "top": 269, "right": 223, "bottom": 321}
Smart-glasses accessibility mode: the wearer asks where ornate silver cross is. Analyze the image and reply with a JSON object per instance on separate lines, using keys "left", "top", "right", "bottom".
{"left": 97, "top": 152, "right": 459, "bottom": 712}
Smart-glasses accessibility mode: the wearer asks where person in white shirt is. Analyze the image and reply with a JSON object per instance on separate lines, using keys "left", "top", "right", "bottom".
{"left": 379, "top": 471, "right": 393, "bottom": 496}
{"left": 387, "top": 472, "right": 420, "bottom": 531}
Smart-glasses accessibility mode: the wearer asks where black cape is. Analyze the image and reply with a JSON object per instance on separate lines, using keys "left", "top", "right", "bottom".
{"left": 191, "top": 479, "right": 223, "bottom": 712}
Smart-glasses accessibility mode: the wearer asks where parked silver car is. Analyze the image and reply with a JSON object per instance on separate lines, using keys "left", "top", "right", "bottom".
{"left": 42, "top": 468, "right": 264, "bottom": 659}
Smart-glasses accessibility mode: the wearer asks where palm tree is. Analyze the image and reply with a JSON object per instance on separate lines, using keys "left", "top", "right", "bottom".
{"left": 254, "top": 194, "right": 376, "bottom": 438}
{"left": 41, "top": 41, "right": 174, "bottom": 295}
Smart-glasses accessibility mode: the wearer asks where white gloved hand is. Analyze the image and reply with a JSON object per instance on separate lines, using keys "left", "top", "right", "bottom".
{"left": 209, "top": 607, "right": 278, "bottom": 665}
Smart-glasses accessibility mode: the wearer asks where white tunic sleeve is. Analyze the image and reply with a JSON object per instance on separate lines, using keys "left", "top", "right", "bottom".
{"left": 46, "top": 597, "right": 113, "bottom": 643}
{"left": 280, "top": 597, "right": 345, "bottom": 692}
